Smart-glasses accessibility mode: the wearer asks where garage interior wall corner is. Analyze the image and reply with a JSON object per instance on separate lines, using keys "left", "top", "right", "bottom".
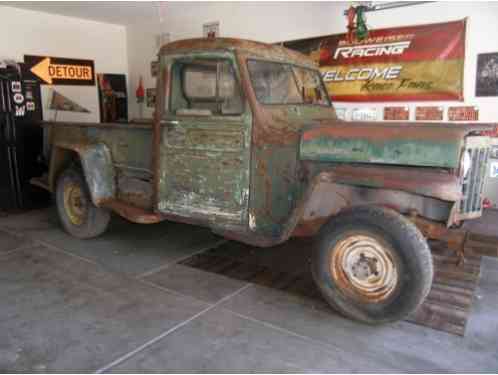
{"left": 0, "top": 5, "right": 128, "bottom": 123}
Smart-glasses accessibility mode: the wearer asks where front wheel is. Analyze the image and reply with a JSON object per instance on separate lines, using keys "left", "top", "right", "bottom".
{"left": 312, "top": 206, "right": 433, "bottom": 324}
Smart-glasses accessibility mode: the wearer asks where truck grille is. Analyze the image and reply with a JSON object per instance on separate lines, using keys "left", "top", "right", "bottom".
{"left": 459, "top": 137, "right": 490, "bottom": 219}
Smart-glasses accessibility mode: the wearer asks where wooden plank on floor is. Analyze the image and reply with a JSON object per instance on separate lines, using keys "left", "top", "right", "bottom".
{"left": 178, "top": 239, "right": 482, "bottom": 336}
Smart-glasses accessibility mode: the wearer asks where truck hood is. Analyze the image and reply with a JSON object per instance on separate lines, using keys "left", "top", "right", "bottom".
{"left": 300, "top": 121, "right": 494, "bottom": 169}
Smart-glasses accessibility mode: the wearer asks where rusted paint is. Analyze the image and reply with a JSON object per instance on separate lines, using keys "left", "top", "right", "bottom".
{"left": 292, "top": 170, "right": 455, "bottom": 238}
{"left": 50, "top": 141, "right": 116, "bottom": 206}
{"left": 305, "top": 163, "right": 463, "bottom": 201}
{"left": 101, "top": 199, "right": 164, "bottom": 224}
{"left": 78, "top": 143, "right": 116, "bottom": 205}
{"left": 330, "top": 232, "right": 399, "bottom": 303}
{"left": 42, "top": 122, "right": 153, "bottom": 220}
{"left": 159, "top": 38, "right": 315, "bottom": 69}
{"left": 406, "top": 211, "right": 498, "bottom": 264}
{"left": 117, "top": 174, "right": 152, "bottom": 210}
{"left": 152, "top": 66, "right": 169, "bottom": 212}
{"left": 408, "top": 213, "right": 467, "bottom": 260}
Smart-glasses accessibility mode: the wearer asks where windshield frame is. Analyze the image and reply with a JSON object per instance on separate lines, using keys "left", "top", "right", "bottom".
{"left": 246, "top": 58, "right": 331, "bottom": 107}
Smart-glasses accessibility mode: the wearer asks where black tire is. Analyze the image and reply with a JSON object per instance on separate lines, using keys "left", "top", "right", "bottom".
{"left": 311, "top": 206, "right": 433, "bottom": 324}
{"left": 55, "top": 168, "right": 110, "bottom": 239}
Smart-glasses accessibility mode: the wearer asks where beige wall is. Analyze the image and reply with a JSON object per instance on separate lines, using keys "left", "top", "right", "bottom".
{"left": 0, "top": 5, "right": 128, "bottom": 123}
{"left": 125, "top": 1, "right": 347, "bottom": 119}
{"left": 126, "top": 1, "right": 498, "bottom": 123}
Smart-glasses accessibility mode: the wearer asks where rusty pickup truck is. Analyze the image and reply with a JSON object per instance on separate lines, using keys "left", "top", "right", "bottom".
{"left": 33, "top": 38, "right": 494, "bottom": 324}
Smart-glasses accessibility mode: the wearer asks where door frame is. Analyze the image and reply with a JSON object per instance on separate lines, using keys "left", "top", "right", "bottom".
{"left": 152, "top": 50, "right": 253, "bottom": 227}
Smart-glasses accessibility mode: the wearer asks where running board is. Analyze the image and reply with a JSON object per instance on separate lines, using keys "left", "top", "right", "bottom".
{"left": 102, "top": 199, "right": 164, "bottom": 224}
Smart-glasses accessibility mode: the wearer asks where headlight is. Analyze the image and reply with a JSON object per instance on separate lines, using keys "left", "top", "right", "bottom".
{"left": 462, "top": 150, "right": 472, "bottom": 179}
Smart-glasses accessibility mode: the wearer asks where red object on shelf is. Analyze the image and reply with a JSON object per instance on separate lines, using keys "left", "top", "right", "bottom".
{"left": 346, "top": 6, "right": 356, "bottom": 43}
{"left": 136, "top": 76, "right": 144, "bottom": 103}
{"left": 483, "top": 198, "right": 492, "bottom": 209}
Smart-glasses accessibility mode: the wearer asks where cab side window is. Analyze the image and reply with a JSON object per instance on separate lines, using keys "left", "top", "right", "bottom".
{"left": 170, "top": 59, "right": 243, "bottom": 116}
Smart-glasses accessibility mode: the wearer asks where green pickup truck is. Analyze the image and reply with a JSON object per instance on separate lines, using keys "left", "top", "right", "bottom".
{"left": 34, "top": 37, "right": 494, "bottom": 324}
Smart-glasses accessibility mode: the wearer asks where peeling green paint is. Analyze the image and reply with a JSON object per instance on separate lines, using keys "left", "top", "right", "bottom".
{"left": 157, "top": 50, "right": 252, "bottom": 225}
{"left": 300, "top": 136, "right": 462, "bottom": 168}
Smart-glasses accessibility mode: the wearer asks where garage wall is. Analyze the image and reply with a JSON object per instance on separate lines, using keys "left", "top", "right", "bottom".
{"left": 0, "top": 6, "right": 128, "bottom": 123}
{"left": 126, "top": 1, "right": 498, "bottom": 123}
{"left": 327, "top": 2, "right": 498, "bottom": 123}
{"left": 126, "top": 1, "right": 346, "bottom": 119}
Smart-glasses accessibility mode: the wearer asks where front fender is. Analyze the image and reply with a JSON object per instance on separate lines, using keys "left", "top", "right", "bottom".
{"left": 290, "top": 170, "right": 454, "bottom": 238}
{"left": 52, "top": 142, "right": 116, "bottom": 206}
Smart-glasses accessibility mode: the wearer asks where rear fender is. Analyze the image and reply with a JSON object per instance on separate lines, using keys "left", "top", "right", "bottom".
{"left": 50, "top": 142, "right": 116, "bottom": 206}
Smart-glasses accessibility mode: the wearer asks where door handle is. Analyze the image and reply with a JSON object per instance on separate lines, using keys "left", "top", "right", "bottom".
{"left": 161, "top": 120, "right": 179, "bottom": 126}
{"left": 161, "top": 120, "right": 185, "bottom": 132}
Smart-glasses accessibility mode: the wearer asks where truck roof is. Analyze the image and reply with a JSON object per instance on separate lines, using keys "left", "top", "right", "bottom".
{"left": 158, "top": 37, "right": 316, "bottom": 68}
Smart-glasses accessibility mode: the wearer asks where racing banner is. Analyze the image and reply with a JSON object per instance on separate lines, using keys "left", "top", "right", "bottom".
{"left": 283, "top": 19, "right": 466, "bottom": 102}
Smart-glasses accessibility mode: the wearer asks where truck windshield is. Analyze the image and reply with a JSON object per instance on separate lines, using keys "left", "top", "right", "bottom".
{"left": 247, "top": 60, "right": 330, "bottom": 106}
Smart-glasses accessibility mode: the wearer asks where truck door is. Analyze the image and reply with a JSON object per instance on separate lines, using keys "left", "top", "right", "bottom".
{"left": 157, "top": 53, "right": 251, "bottom": 227}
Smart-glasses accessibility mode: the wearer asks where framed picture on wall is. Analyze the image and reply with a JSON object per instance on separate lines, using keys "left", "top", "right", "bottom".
{"left": 203, "top": 21, "right": 219, "bottom": 38}
{"left": 97, "top": 73, "right": 128, "bottom": 123}
{"left": 476, "top": 52, "right": 498, "bottom": 96}
{"left": 151, "top": 60, "right": 159, "bottom": 77}
{"left": 146, "top": 88, "right": 156, "bottom": 108}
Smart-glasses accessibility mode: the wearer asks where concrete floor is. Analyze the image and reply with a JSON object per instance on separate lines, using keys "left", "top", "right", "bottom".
{"left": 0, "top": 207, "right": 497, "bottom": 372}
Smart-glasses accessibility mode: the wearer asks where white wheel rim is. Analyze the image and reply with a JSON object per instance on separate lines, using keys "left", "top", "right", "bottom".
{"left": 330, "top": 233, "right": 398, "bottom": 302}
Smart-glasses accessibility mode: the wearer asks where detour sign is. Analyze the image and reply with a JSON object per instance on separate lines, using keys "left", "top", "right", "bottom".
{"left": 24, "top": 55, "right": 95, "bottom": 86}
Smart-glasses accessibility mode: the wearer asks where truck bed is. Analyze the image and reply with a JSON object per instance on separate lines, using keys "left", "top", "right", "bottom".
{"left": 40, "top": 119, "right": 153, "bottom": 129}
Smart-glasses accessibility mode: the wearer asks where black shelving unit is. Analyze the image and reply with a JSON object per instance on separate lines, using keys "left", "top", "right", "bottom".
{"left": 0, "top": 63, "right": 49, "bottom": 211}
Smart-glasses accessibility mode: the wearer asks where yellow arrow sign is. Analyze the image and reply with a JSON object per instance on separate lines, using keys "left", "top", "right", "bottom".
{"left": 30, "top": 57, "right": 93, "bottom": 84}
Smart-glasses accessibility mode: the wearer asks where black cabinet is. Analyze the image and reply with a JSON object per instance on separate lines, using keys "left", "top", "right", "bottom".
{"left": 0, "top": 63, "right": 49, "bottom": 211}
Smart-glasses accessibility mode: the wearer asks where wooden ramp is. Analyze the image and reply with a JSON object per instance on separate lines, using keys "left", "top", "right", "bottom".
{"left": 406, "top": 241, "right": 481, "bottom": 336}
{"left": 179, "top": 239, "right": 482, "bottom": 336}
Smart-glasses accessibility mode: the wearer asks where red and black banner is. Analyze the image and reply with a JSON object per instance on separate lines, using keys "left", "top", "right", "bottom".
{"left": 283, "top": 19, "right": 466, "bottom": 102}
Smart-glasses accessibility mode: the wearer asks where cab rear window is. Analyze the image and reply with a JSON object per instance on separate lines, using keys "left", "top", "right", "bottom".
{"left": 169, "top": 59, "right": 244, "bottom": 116}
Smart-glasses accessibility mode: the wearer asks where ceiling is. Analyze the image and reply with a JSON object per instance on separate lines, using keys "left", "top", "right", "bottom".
{"left": 2, "top": 1, "right": 164, "bottom": 25}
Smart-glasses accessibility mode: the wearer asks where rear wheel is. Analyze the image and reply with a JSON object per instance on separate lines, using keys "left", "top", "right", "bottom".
{"left": 312, "top": 206, "right": 433, "bottom": 324}
{"left": 56, "top": 168, "right": 110, "bottom": 239}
